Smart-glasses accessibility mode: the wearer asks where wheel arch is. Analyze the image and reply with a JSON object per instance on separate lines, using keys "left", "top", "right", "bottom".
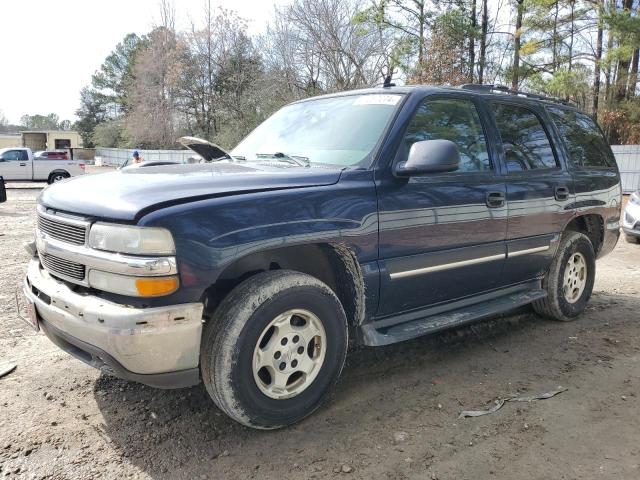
{"left": 202, "top": 242, "right": 365, "bottom": 328}
{"left": 47, "top": 169, "right": 70, "bottom": 183}
{"left": 563, "top": 213, "right": 605, "bottom": 255}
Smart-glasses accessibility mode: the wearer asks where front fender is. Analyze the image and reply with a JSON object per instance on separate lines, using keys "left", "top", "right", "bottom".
{"left": 137, "top": 170, "right": 378, "bottom": 305}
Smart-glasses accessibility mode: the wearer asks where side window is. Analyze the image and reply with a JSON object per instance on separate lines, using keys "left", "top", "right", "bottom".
{"left": 2, "top": 150, "right": 21, "bottom": 161}
{"left": 401, "top": 98, "right": 491, "bottom": 172}
{"left": 18, "top": 150, "right": 29, "bottom": 161}
{"left": 492, "top": 103, "right": 559, "bottom": 172}
{"left": 547, "top": 106, "right": 615, "bottom": 168}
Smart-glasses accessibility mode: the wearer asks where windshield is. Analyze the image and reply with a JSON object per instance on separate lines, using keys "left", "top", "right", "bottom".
{"left": 232, "top": 93, "right": 403, "bottom": 167}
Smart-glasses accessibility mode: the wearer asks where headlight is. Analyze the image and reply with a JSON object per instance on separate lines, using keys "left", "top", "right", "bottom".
{"left": 631, "top": 192, "right": 640, "bottom": 205}
{"left": 88, "top": 270, "right": 179, "bottom": 297}
{"left": 89, "top": 223, "right": 175, "bottom": 255}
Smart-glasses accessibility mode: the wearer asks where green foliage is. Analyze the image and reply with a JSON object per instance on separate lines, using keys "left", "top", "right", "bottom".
{"left": 92, "top": 120, "right": 129, "bottom": 148}
{"left": 532, "top": 67, "right": 590, "bottom": 98}
{"left": 91, "top": 33, "right": 147, "bottom": 112}
{"left": 20, "top": 113, "right": 71, "bottom": 130}
{"left": 74, "top": 87, "right": 109, "bottom": 148}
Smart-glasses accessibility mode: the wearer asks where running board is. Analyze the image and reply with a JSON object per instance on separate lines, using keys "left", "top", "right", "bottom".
{"left": 359, "top": 289, "right": 547, "bottom": 346}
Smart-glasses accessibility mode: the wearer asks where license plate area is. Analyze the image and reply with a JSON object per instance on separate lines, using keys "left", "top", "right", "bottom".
{"left": 16, "top": 287, "right": 39, "bottom": 331}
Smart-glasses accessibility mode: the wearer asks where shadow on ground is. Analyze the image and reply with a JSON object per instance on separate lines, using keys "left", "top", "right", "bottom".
{"left": 93, "top": 292, "right": 638, "bottom": 478}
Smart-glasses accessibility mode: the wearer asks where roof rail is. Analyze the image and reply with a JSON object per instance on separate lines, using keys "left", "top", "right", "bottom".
{"left": 459, "top": 83, "right": 574, "bottom": 106}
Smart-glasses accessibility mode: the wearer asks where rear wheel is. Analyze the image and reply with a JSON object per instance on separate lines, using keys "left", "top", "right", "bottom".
{"left": 200, "top": 270, "right": 348, "bottom": 429}
{"left": 533, "top": 231, "right": 596, "bottom": 321}
{"left": 48, "top": 171, "right": 69, "bottom": 184}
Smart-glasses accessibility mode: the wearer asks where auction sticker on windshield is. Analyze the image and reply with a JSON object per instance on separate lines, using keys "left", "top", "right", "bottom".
{"left": 353, "top": 94, "right": 402, "bottom": 106}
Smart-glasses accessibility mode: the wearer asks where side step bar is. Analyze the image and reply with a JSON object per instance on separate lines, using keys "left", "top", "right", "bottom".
{"left": 359, "top": 288, "right": 547, "bottom": 346}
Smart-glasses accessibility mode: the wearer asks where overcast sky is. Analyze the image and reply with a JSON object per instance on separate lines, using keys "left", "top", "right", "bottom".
{"left": 0, "top": 0, "right": 285, "bottom": 124}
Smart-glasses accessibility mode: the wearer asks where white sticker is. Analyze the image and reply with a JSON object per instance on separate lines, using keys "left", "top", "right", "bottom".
{"left": 353, "top": 94, "right": 402, "bottom": 106}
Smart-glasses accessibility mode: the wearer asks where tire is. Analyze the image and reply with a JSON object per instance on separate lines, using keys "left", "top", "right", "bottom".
{"left": 48, "top": 171, "right": 69, "bottom": 184}
{"left": 200, "top": 270, "right": 348, "bottom": 429}
{"left": 532, "top": 231, "right": 596, "bottom": 321}
{"left": 625, "top": 234, "right": 639, "bottom": 244}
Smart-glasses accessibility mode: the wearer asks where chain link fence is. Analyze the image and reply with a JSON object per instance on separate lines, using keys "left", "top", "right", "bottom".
{"left": 94, "top": 148, "right": 196, "bottom": 167}
{"left": 612, "top": 145, "right": 640, "bottom": 194}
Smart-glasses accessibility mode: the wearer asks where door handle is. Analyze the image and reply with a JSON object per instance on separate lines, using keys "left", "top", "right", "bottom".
{"left": 555, "top": 186, "right": 570, "bottom": 201}
{"left": 19, "top": 162, "right": 26, "bottom": 166}
{"left": 486, "top": 191, "right": 505, "bottom": 208}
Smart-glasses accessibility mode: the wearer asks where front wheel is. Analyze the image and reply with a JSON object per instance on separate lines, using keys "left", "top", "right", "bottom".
{"left": 201, "top": 270, "right": 348, "bottom": 429}
{"left": 533, "top": 231, "right": 596, "bottom": 321}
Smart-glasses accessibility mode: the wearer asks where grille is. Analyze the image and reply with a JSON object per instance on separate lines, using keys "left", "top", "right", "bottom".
{"left": 40, "top": 253, "right": 86, "bottom": 281}
{"left": 37, "top": 213, "right": 87, "bottom": 245}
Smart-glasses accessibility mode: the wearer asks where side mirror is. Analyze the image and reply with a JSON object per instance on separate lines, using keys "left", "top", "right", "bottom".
{"left": 0, "top": 177, "right": 6, "bottom": 203}
{"left": 394, "top": 139, "right": 460, "bottom": 177}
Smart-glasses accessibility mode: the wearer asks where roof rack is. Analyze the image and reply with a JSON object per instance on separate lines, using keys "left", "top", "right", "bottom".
{"left": 459, "top": 84, "right": 574, "bottom": 106}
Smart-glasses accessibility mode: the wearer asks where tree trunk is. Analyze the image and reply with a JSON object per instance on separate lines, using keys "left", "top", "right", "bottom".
{"left": 604, "top": 0, "right": 615, "bottom": 107}
{"left": 552, "top": 1, "right": 559, "bottom": 72}
{"left": 511, "top": 0, "right": 524, "bottom": 90}
{"left": 469, "top": 0, "right": 477, "bottom": 82}
{"left": 417, "top": 1, "right": 425, "bottom": 68}
{"left": 592, "top": 0, "right": 603, "bottom": 115}
{"left": 479, "top": 0, "right": 488, "bottom": 83}
{"left": 614, "top": 0, "right": 633, "bottom": 103}
{"left": 629, "top": 48, "right": 639, "bottom": 98}
{"left": 568, "top": 0, "right": 575, "bottom": 72}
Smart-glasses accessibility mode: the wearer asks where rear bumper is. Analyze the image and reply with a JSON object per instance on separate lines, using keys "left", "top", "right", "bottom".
{"left": 24, "top": 257, "right": 204, "bottom": 388}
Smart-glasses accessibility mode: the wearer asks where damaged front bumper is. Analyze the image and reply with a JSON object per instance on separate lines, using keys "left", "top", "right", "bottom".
{"left": 23, "top": 256, "right": 204, "bottom": 388}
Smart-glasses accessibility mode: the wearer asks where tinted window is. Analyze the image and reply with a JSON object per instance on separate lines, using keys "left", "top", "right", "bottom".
{"left": 401, "top": 98, "right": 491, "bottom": 172}
{"left": 18, "top": 150, "right": 29, "bottom": 161}
{"left": 493, "top": 103, "right": 558, "bottom": 172}
{"left": 2, "top": 150, "right": 22, "bottom": 161}
{"left": 548, "top": 107, "right": 615, "bottom": 168}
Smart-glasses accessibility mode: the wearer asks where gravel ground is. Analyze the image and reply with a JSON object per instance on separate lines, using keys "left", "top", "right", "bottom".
{"left": 1, "top": 173, "right": 639, "bottom": 479}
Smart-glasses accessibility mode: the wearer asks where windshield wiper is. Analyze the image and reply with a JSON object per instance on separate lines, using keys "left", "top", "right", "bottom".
{"left": 256, "top": 152, "right": 310, "bottom": 167}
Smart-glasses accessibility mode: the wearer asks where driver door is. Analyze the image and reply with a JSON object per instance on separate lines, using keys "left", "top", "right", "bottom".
{"left": 0, "top": 149, "right": 30, "bottom": 180}
{"left": 376, "top": 94, "right": 508, "bottom": 316}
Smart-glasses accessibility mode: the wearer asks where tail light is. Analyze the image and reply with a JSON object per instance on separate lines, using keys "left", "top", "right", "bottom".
{"left": 80, "top": 163, "right": 85, "bottom": 170}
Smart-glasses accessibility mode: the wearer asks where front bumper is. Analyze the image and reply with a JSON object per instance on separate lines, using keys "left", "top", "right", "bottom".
{"left": 622, "top": 200, "right": 640, "bottom": 237}
{"left": 24, "top": 257, "right": 204, "bottom": 388}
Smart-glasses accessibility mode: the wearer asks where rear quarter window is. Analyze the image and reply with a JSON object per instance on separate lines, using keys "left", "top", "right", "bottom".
{"left": 547, "top": 106, "right": 615, "bottom": 168}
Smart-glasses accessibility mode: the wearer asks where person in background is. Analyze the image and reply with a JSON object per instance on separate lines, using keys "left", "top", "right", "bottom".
{"left": 132, "top": 150, "right": 143, "bottom": 164}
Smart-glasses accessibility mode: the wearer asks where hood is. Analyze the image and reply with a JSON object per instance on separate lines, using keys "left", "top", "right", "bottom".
{"left": 39, "top": 162, "right": 343, "bottom": 221}
{"left": 177, "top": 136, "right": 230, "bottom": 161}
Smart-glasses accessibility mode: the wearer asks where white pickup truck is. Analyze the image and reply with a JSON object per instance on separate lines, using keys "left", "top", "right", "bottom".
{"left": 0, "top": 147, "right": 85, "bottom": 183}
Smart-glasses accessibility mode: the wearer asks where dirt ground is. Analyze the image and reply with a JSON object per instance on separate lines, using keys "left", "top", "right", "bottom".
{"left": 1, "top": 172, "right": 639, "bottom": 479}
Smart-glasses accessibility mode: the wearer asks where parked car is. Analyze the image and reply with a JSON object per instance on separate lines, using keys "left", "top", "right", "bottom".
{"left": 21, "top": 84, "right": 621, "bottom": 429}
{"left": 0, "top": 147, "right": 84, "bottom": 183}
{"left": 34, "top": 150, "right": 69, "bottom": 160}
{"left": 622, "top": 190, "right": 640, "bottom": 243}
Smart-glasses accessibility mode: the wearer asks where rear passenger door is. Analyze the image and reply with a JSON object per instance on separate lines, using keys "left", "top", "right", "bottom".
{"left": 546, "top": 106, "right": 621, "bottom": 252}
{"left": 489, "top": 101, "right": 574, "bottom": 285}
{"left": 376, "top": 95, "right": 508, "bottom": 316}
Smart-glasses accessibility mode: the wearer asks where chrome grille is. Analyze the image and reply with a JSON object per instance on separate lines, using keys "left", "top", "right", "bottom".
{"left": 37, "top": 213, "right": 87, "bottom": 245}
{"left": 40, "top": 253, "right": 86, "bottom": 281}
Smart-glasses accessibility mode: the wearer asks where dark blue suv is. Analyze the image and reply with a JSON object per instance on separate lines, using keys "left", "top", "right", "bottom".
{"left": 23, "top": 84, "right": 621, "bottom": 429}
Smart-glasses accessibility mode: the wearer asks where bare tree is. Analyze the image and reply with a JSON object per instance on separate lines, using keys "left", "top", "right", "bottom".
{"left": 127, "top": 26, "right": 186, "bottom": 148}
{"left": 267, "top": 0, "right": 386, "bottom": 93}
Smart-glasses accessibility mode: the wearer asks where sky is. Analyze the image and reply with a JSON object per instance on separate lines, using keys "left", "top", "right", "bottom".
{"left": 0, "top": 0, "right": 285, "bottom": 125}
